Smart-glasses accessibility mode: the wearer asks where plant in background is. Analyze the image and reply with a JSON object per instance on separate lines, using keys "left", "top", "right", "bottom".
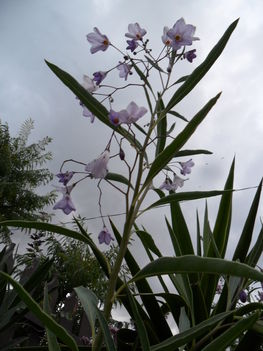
{"left": 1, "top": 17, "right": 263, "bottom": 351}
{"left": 0, "top": 119, "right": 56, "bottom": 244}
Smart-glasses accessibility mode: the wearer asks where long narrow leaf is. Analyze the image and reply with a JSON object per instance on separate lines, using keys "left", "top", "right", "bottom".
{"left": 144, "top": 93, "right": 221, "bottom": 188}
{"left": 155, "top": 95, "right": 167, "bottom": 157}
{"left": 150, "top": 311, "right": 233, "bottom": 351}
{"left": 0, "top": 271, "right": 78, "bottom": 351}
{"left": 165, "top": 19, "right": 239, "bottom": 111}
{"left": 128, "top": 256, "right": 263, "bottom": 284}
{"left": 106, "top": 172, "right": 134, "bottom": 189}
{"left": 75, "top": 286, "right": 116, "bottom": 351}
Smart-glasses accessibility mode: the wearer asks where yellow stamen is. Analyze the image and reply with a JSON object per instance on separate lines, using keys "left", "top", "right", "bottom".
{"left": 175, "top": 34, "right": 181, "bottom": 41}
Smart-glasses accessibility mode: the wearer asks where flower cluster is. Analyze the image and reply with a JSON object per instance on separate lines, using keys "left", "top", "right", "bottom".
{"left": 53, "top": 18, "right": 199, "bottom": 245}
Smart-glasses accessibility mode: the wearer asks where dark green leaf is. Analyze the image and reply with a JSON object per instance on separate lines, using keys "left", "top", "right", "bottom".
{"left": 167, "top": 110, "right": 188, "bottom": 122}
{"left": 144, "top": 93, "right": 221, "bottom": 188}
{"left": 155, "top": 95, "right": 167, "bottom": 157}
{"left": 129, "top": 256, "right": 263, "bottom": 284}
{"left": 0, "top": 271, "right": 78, "bottom": 351}
{"left": 105, "top": 172, "right": 134, "bottom": 189}
{"left": 173, "top": 149, "right": 212, "bottom": 157}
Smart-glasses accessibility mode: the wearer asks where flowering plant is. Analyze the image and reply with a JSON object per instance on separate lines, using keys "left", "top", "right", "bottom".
{"left": 2, "top": 17, "right": 263, "bottom": 351}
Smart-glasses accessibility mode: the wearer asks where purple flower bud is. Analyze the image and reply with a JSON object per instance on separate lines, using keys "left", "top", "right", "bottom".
{"left": 119, "top": 148, "right": 125, "bottom": 160}
{"left": 126, "top": 39, "right": 138, "bottom": 52}
{"left": 183, "top": 49, "right": 197, "bottom": 63}
{"left": 56, "top": 171, "right": 74, "bottom": 186}
{"left": 239, "top": 290, "right": 247, "bottom": 303}
{"left": 93, "top": 71, "right": 107, "bottom": 85}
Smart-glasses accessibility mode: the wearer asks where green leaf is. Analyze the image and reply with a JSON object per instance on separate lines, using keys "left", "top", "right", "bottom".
{"left": 203, "top": 201, "right": 213, "bottom": 256}
{"left": 45, "top": 60, "right": 143, "bottom": 151}
{"left": 144, "top": 190, "right": 230, "bottom": 212}
{"left": 155, "top": 95, "right": 167, "bottom": 157}
{"left": 75, "top": 286, "right": 116, "bottom": 351}
{"left": 233, "top": 179, "right": 262, "bottom": 262}
{"left": 43, "top": 284, "right": 61, "bottom": 351}
{"left": 110, "top": 220, "right": 172, "bottom": 342}
{"left": 173, "top": 149, "right": 212, "bottom": 157}
{"left": 150, "top": 311, "right": 233, "bottom": 351}
{"left": 129, "top": 256, "right": 263, "bottom": 284}
{"left": 173, "top": 75, "right": 190, "bottom": 85}
{"left": 126, "top": 288, "right": 151, "bottom": 351}
{"left": 166, "top": 19, "right": 239, "bottom": 111}
{"left": 202, "top": 312, "right": 259, "bottom": 351}
{"left": 245, "top": 224, "right": 263, "bottom": 267}
{"left": 145, "top": 55, "right": 164, "bottom": 72}
{"left": 166, "top": 122, "right": 176, "bottom": 136}
{"left": 143, "top": 93, "right": 221, "bottom": 188}
{"left": 196, "top": 211, "right": 202, "bottom": 256}
{"left": 135, "top": 230, "right": 162, "bottom": 257}
{"left": 167, "top": 110, "right": 188, "bottom": 122}
{"left": 0, "top": 271, "right": 78, "bottom": 351}
{"left": 105, "top": 172, "right": 134, "bottom": 189}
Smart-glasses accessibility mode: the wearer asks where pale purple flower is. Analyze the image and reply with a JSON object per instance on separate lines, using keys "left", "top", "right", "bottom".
{"left": 56, "top": 171, "right": 74, "bottom": 186}
{"left": 167, "top": 18, "right": 199, "bottom": 51}
{"left": 216, "top": 284, "right": 222, "bottom": 294}
{"left": 85, "top": 150, "right": 110, "bottom": 179}
{"left": 53, "top": 185, "right": 76, "bottom": 215}
{"left": 93, "top": 71, "right": 107, "bottom": 85}
{"left": 82, "top": 75, "right": 97, "bottom": 93}
{"left": 126, "top": 39, "right": 139, "bottom": 52}
{"left": 239, "top": 290, "right": 247, "bottom": 303}
{"left": 109, "top": 102, "right": 147, "bottom": 126}
{"left": 98, "top": 226, "right": 114, "bottom": 245}
{"left": 161, "top": 26, "right": 172, "bottom": 47}
{"left": 82, "top": 105, "right": 95, "bottom": 123}
{"left": 117, "top": 62, "right": 132, "bottom": 80}
{"left": 179, "top": 159, "right": 195, "bottom": 175}
{"left": 159, "top": 175, "right": 185, "bottom": 192}
{"left": 125, "top": 23, "right": 147, "bottom": 40}
{"left": 183, "top": 49, "right": 197, "bottom": 63}
{"left": 86, "top": 27, "right": 110, "bottom": 54}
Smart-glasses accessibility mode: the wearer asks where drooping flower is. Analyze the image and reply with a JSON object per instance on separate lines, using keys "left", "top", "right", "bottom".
{"left": 93, "top": 71, "right": 107, "bottom": 85}
{"left": 159, "top": 174, "right": 185, "bottom": 192}
{"left": 98, "top": 226, "right": 114, "bottom": 245}
{"left": 125, "top": 23, "right": 147, "bottom": 40}
{"left": 126, "top": 39, "right": 139, "bottom": 52}
{"left": 239, "top": 290, "right": 247, "bottom": 303}
{"left": 179, "top": 159, "right": 195, "bottom": 175}
{"left": 85, "top": 150, "right": 110, "bottom": 179}
{"left": 167, "top": 18, "right": 199, "bottom": 51}
{"left": 86, "top": 27, "right": 110, "bottom": 54}
{"left": 81, "top": 105, "right": 95, "bottom": 123}
{"left": 117, "top": 62, "right": 132, "bottom": 80}
{"left": 109, "top": 102, "right": 147, "bottom": 126}
{"left": 82, "top": 75, "right": 98, "bottom": 93}
{"left": 56, "top": 171, "right": 74, "bottom": 186}
{"left": 161, "top": 26, "right": 172, "bottom": 47}
{"left": 183, "top": 49, "right": 197, "bottom": 63}
{"left": 53, "top": 185, "right": 76, "bottom": 215}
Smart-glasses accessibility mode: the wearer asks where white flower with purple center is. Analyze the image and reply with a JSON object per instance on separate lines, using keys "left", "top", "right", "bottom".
{"left": 86, "top": 27, "right": 110, "bottom": 54}
{"left": 56, "top": 171, "right": 74, "bottom": 186}
{"left": 125, "top": 23, "right": 147, "bottom": 40}
{"left": 167, "top": 18, "right": 199, "bottom": 51}
{"left": 98, "top": 226, "right": 114, "bottom": 245}
{"left": 93, "top": 71, "right": 107, "bottom": 85}
{"left": 161, "top": 26, "right": 172, "bottom": 47}
{"left": 53, "top": 185, "right": 76, "bottom": 215}
{"left": 159, "top": 175, "right": 185, "bottom": 192}
{"left": 85, "top": 150, "right": 110, "bottom": 179}
{"left": 109, "top": 102, "right": 147, "bottom": 126}
{"left": 179, "top": 159, "right": 195, "bottom": 175}
{"left": 117, "top": 62, "right": 132, "bottom": 80}
{"left": 82, "top": 75, "right": 97, "bottom": 93}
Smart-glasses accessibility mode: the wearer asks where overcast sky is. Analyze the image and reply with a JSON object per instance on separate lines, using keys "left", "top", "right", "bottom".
{"left": 1, "top": 0, "right": 263, "bottom": 313}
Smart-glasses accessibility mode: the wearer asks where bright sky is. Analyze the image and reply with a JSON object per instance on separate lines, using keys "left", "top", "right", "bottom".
{"left": 1, "top": 1, "right": 263, "bottom": 304}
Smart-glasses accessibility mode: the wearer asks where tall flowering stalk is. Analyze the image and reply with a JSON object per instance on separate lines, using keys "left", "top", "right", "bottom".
{"left": 3, "top": 17, "right": 263, "bottom": 351}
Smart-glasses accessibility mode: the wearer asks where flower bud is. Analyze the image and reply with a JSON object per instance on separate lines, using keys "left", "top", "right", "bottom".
{"left": 239, "top": 290, "right": 247, "bottom": 303}
{"left": 119, "top": 148, "right": 125, "bottom": 160}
